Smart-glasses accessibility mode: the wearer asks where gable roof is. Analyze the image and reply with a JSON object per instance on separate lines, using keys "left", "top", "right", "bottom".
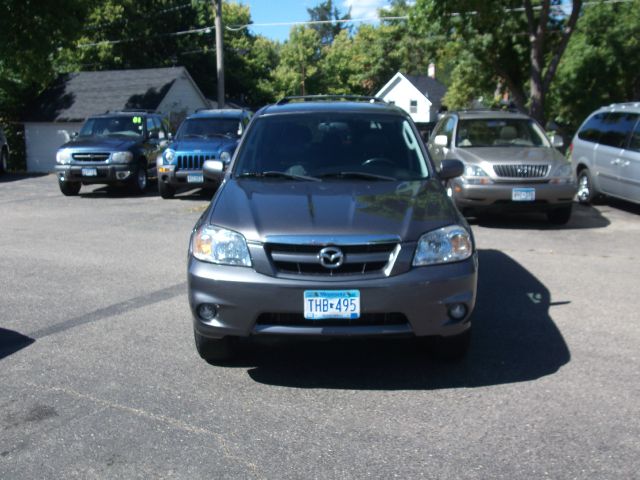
{"left": 24, "top": 67, "right": 205, "bottom": 122}
{"left": 376, "top": 72, "right": 447, "bottom": 112}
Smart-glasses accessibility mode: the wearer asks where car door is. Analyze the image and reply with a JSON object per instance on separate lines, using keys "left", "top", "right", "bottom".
{"left": 617, "top": 115, "right": 640, "bottom": 203}
{"left": 144, "top": 116, "right": 163, "bottom": 176}
{"left": 593, "top": 112, "right": 635, "bottom": 198}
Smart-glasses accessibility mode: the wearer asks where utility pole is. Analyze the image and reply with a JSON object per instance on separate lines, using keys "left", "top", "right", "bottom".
{"left": 213, "top": 0, "right": 225, "bottom": 108}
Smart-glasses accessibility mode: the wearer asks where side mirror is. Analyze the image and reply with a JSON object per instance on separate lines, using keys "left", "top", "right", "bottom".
{"left": 203, "top": 159, "right": 225, "bottom": 181}
{"left": 549, "top": 134, "right": 563, "bottom": 148}
{"left": 148, "top": 131, "right": 159, "bottom": 140}
{"left": 434, "top": 134, "right": 448, "bottom": 147}
{"left": 167, "top": 132, "right": 173, "bottom": 141}
{"left": 439, "top": 159, "right": 464, "bottom": 180}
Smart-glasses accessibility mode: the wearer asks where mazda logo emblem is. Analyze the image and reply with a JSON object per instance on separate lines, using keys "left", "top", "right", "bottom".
{"left": 318, "top": 246, "right": 344, "bottom": 269}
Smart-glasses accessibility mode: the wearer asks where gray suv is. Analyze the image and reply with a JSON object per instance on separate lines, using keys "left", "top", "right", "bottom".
{"left": 187, "top": 96, "right": 478, "bottom": 362}
{"left": 570, "top": 102, "right": 640, "bottom": 205}
{"left": 428, "top": 110, "right": 576, "bottom": 224}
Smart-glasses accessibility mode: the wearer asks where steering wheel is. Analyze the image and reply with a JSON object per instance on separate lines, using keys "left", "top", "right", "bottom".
{"left": 361, "top": 157, "right": 394, "bottom": 167}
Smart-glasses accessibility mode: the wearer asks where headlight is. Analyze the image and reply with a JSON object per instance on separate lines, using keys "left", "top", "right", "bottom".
{"left": 56, "top": 149, "right": 72, "bottom": 165}
{"left": 164, "top": 149, "right": 176, "bottom": 163}
{"left": 111, "top": 151, "right": 133, "bottom": 163}
{"left": 550, "top": 163, "right": 574, "bottom": 184}
{"left": 220, "top": 151, "right": 231, "bottom": 164}
{"left": 191, "top": 225, "right": 252, "bottom": 267}
{"left": 463, "top": 165, "right": 492, "bottom": 184}
{"left": 413, "top": 225, "right": 473, "bottom": 266}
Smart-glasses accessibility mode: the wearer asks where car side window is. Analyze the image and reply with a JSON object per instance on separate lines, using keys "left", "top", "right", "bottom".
{"left": 147, "top": 117, "right": 160, "bottom": 139}
{"left": 598, "top": 112, "right": 638, "bottom": 148}
{"left": 153, "top": 117, "right": 166, "bottom": 140}
{"left": 578, "top": 112, "right": 606, "bottom": 143}
{"left": 628, "top": 120, "right": 640, "bottom": 153}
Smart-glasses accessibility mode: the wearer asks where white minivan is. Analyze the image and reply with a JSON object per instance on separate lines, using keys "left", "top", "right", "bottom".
{"left": 571, "top": 103, "right": 640, "bottom": 205}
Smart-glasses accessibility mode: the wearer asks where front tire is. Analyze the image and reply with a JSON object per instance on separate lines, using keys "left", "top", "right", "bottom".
{"left": 129, "top": 163, "right": 148, "bottom": 194}
{"left": 547, "top": 205, "right": 572, "bottom": 225}
{"left": 0, "top": 149, "right": 8, "bottom": 174}
{"left": 194, "top": 329, "right": 236, "bottom": 363}
{"left": 158, "top": 181, "right": 176, "bottom": 199}
{"left": 577, "top": 168, "right": 597, "bottom": 204}
{"left": 59, "top": 179, "right": 81, "bottom": 196}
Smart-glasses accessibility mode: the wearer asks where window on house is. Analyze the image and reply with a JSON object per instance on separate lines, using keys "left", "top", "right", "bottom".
{"left": 410, "top": 100, "right": 418, "bottom": 113}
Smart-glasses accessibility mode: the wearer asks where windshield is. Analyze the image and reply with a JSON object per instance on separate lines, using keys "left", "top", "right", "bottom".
{"left": 234, "top": 113, "right": 429, "bottom": 181}
{"left": 177, "top": 118, "right": 241, "bottom": 139}
{"left": 456, "top": 118, "right": 549, "bottom": 148}
{"left": 79, "top": 116, "right": 144, "bottom": 138}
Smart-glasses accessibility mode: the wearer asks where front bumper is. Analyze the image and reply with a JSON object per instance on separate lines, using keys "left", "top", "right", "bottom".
{"left": 56, "top": 163, "right": 135, "bottom": 184}
{"left": 158, "top": 168, "right": 219, "bottom": 188}
{"left": 451, "top": 178, "right": 576, "bottom": 211}
{"left": 188, "top": 253, "right": 478, "bottom": 339}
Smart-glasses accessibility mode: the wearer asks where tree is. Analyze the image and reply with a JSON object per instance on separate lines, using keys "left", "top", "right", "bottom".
{"left": 272, "top": 26, "right": 322, "bottom": 97}
{"left": 307, "top": 0, "right": 351, "bottom": 46}
{"left": 412, "top": 0, "right": 583, "bottom": 124}
{"left": 549, "top": 0, "right": 640, "bottom": 130}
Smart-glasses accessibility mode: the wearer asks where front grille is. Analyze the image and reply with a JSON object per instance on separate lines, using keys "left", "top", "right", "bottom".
{"left": 72, "top": 152, "right": 110, "bottom": 162}
{"left": 176, "top": 153, "right": 215, "bottom": 170}
{"left": 493, "top": 164, "right": 550, "bottom": 178}
{"left": 256, "top": 312, "right": 408, "bottom": 327}
{"left": 266, "top": 242, "right": 398, "bottom": 276}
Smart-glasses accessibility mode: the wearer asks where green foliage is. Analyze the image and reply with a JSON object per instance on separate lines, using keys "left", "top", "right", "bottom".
{"left": 272, "top": 26, "right": 322, "bottom": 97}
{"left": 307, "top": 0, "right": 351, "bottom": 46}
{"left": 549, "top": 0, "right": 640, "bottom": 131}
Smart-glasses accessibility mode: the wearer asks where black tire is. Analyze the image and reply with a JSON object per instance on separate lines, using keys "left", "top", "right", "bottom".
{"left": 158, "top": 181, "right": 176, "bottom": 199}
{"left": 576, "top": 168, "right": 597, "bottom": 204}
{"left": 0, "top": 149, "right": 7, "bottom": 174}
{"left": 59, "top": 179, "right": 81, "bottom": 196}
{"left": 422, "top": 328, "right": 471, "bottom": 361}
{"left": 547, "top": 205, "right": 572, "bottom": 225}
{"left": 129, "top": 163, "right": 148, "bottom": 194}
{"left": 194, "top": 329, "right": 236, "bottom": 363}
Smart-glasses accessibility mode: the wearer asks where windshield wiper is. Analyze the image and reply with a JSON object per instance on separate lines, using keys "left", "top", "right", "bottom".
{"left": 318, "top": 171, "right": 397, "bottom": 181}
{"left": 236, "top": 171, "right": 321, "bottom": 182}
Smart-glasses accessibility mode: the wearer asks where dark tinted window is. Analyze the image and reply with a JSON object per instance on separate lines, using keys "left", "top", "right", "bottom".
{"left": 456, "top": 118, "right": 546, "bottom": 147}
{"left": 578, "top": 112, "right": 606, "bottom": 143}
{"left": 80, "top": 116, "right": 144, "bottom": 137}
{"left": 598, "top": 112, "right": 638, "bottom": 148}
{"left": 629, "top": 120, "right": 640, "bottom": 153}
{"left": 177, "top": 118, "right": 241, "bottom": 139}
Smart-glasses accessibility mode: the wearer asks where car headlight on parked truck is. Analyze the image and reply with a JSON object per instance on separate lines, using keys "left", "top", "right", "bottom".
{"left": 110, "top": 151, "right": 133, "bottom": 164}
{"left": 191, "top": 225, "right": 252, "bottom": 267}
{"left": 56, "top": 149, "right": 72, "bottom": 165}
{"left": 462, "top": 164, "right": 492, "bottom": 184}
{"left": 550, "top": 163, "right": 574, "bottom": 184}
{"left": 163, "top": 148, "right": 176, "bottom": 163}
{"left": 413, "top": 225, "right": 473, "bottom": 266}
{"left": 219, "top": 151, "right": 231, "bottom": 164}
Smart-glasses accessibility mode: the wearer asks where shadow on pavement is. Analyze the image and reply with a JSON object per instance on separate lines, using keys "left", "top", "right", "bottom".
{"left": 238, "top": 249, "right": 570, "bottom": 390}
{"left": 596, "top": 197, "right": 640, "bottom": 216}
{"left": 470, "top": 203, "right": 610, "bottom": 230}
{"left": 0, "top": 173, "right": 49, "bottom": 183}
{"left": 0, "top": 328, "right": 35, "bottom": 360}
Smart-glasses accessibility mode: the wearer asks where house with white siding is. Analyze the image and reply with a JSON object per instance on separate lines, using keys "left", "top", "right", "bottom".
{"left": 23, "top": 67, "right": 209, "bottom": 172}
{"left": 376, "top": 69, "right": 447, "bottom": 125}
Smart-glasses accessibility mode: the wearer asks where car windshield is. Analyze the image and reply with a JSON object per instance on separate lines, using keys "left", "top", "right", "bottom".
{"left": 234, "top": 113, "right": 429, "bottom": 181}
{"left": 177, "top": 118, "right": 241, "bottom": 139}
{"left": 79, "top": 116, "right": 144, "bottom": 138}
{"left": 456, "top": 118, "right": 548, "bottom": 148}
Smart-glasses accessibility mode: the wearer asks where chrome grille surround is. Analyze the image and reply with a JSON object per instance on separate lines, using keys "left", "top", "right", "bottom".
{"left": 176, "top": 153, "right": 216, "bottom": 170}
{"left": 493, "top": 164, "right": 550, "bottom": 178}
{"left": 71, "top": 152, "right": 110, "bottom": 162}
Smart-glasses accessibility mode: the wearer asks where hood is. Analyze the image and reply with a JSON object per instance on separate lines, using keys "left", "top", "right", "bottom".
{"left": 208, "top": 178, "right": 460, "bottom": 243}
{"left": 59, "top": 136, "right": 137, "bottom": 151}
{"left": 454, "top": 146, "right": 565, "bottom": 165}
{"left": 170, "top": 137, "right": 238, "bottom": 154}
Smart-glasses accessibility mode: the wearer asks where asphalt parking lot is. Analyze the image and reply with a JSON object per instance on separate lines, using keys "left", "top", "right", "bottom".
{"left": 1, "top": 174, "right": 639, "bottom": 479}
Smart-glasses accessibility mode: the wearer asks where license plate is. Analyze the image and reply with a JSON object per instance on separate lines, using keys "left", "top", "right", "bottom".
{"left": 304, "top": 290, "right": 360, "bottom": 320}
{"left": 512, "top": 188, "right": 535, "bottom": 201}
{"left": 81, "top": 168, "right": 97, "bottom": 177}
{"left": 187, "top": 173, "right": 203, "bottom": 183}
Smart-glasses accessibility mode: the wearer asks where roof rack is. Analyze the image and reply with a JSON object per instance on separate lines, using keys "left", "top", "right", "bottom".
{"left": 276, "top": 95, "right": 386, "bottom": 105}
{"left": 116, "top": 109, "right": 157, "bottom": 114}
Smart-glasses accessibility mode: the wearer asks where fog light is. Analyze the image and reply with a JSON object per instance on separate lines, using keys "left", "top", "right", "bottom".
{"left": 448, "top": 303, "right": 467, "bottom": 320}
{"left": 116, "top": 171, "right": 131, "bottom": 180}
{"left": 197, "top": 303, "right": 218, "bottom": 321}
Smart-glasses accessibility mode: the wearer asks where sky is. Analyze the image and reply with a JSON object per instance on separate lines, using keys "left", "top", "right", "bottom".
{"left": 237, "top": 0, "right": 393, "bottom": 42}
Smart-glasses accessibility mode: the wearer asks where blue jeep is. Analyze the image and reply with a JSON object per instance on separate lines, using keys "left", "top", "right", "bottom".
{"left": 157, "top": 109, "right": 251, "bottom": 198}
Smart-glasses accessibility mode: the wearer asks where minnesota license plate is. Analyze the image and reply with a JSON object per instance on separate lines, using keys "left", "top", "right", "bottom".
{"left": 81, "top": 168, "right": 97, "bottom": 177}
{"left": 187, "top": 174, "right": 203, "bottom": 183}
{"left": 304, "top": 290, "right": 360, "bottom": 320}
{"left": 512, "top": 188, "right": 535, "bottom": 201}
